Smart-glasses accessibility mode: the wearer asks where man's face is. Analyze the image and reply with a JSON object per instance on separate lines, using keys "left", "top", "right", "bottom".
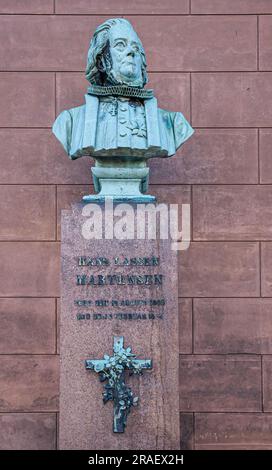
{"left": 108, "top": 23, "right": 143, "bottom": 86}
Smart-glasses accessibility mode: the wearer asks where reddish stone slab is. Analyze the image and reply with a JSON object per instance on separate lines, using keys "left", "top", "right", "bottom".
{"left": 195, "top": 413, "right": 272, "bottom": 450}
{"left": 180, "top": 355, "right": 261, "bottom": 412}
{"left": 57, "top": 298, "right": 60, "bottom": 354}
{"left": 56, "top": 72, "right": 87, "bottom": 113}
{"left": 106, "top": 16, "right": 257, "bottom": 72}
{"left": 192, "top": 0, "right": 272, "bottom": 14}
{"left": 149, "top": 129, "right": 258, "bottom": 184}
{"left": 0, "top": 16, "right": 256, "bottom": 71}
{"left": 0, "top": 242, "right": 60, "bottom": 297}
{"left": 0, "top": 128, "right": 257, "bottom": 185}
{"left": 56, "top": 72, "right": 190, "bottom": 118}
{"left": 194, "top": 298, "right": 272, "bottom": 354}
{"left": 0, "top": 73, "right": 54, "bottom": 127}
{"left": 0, "top": 15, "right": 94, "bottom": 71}
{"left": 57, "top": 184, "right": 191, "bottom": 240}
{"left": 148, "top": 74, "right": 190, "bottom": 115}
{"left": 57, "top": 185, "right": 91, "bottom": 240}
{"left": 0, "top": 356, "right": 59, "bottom": 412}
{"left": 260, "top": 16, "right": 272, "bottom": 70}
{"left": 60, "top": 204, "right": 180, "bottom": 449}
{"left": 0, "top": 298, "right": 56, "bottom": 354}
{"left": 0, "top": 1, "right": 54, "bottom": 13}
{"left": 260, "top": 129, "right": 272, "bottom": 183}
{"left": 0, "top": 129, "right": 91, "bottom": 185}
{"left": 0, "top": 413, "right": 56, "bottom": 450}
{"left": 261, "top": 243, "right": 272, "bottom": 296}
{"left": 0, "top": 186, "right": 55, "bottom": 240}
{"left": 192, "top": 73, "right": 272, "bottom": 127}
{"left": 193, "top": 185, "right": 272, "bottom": 240}
{"left": 55, "top": 0, "right": 189, "bottom": 14}
{"left": 179, "top": 242, "right": 260, "bottom": 297}
{"left": 263, "top": 356, "right": 272, "bottom": 411}
{"left": 179, "top": 298, "right": 192, "bottom": 354}
{"left": 180, "top": 413, "right": 194, "bottom": 450}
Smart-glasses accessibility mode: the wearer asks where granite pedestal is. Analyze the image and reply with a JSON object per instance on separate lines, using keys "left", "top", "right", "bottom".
{"left": 60, "top": 202, "right": 179, "bottom": 450}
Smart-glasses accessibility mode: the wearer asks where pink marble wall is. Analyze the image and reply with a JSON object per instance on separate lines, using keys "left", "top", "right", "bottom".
{"left": 0, "top": 0, "right": 271, "bottom": 449}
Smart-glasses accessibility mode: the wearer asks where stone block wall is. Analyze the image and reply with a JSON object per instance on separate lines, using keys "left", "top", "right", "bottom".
{"left": 0, "top": 0, "right": 271, "bottom": 449}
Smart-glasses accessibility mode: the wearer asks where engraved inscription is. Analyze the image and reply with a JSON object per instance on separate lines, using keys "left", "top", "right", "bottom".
{"left": 76, "top": 274, "right": 163, "bottom": 286}
{"left": 74, "top": 299, "right": 165, "bottom": 307}
{"left": 77, "top": 312, "right": 164, "bottom": 321}
{"left": 73, "top": 255, "right": 165, "bottom": 321}
{"left": 78, "top": 256, "right": 160, "bottom": 266}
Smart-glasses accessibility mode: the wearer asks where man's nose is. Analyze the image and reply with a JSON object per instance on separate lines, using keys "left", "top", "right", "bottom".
{"left": 126, "top": 45, "right": 135, "bottom": 57}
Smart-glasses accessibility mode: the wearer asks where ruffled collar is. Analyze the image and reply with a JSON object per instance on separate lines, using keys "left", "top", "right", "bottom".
{"left": 87, "top": 84, "right": 154, "bottom": 99}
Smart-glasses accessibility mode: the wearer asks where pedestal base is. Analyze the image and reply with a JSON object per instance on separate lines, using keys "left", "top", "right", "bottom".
{"left": 84, "top": 165, "right": 155, "bottom": 203}
{"left": 60, "top": 203, "right": 180, "bottom": 450}
{"left": 82, "top": 194, "right": 156, "bottom": 203}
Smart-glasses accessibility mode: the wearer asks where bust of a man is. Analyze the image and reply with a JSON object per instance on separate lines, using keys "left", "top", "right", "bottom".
{"left": 52, "top": 18, "right": 194, "bottom": 201}
{"left": 53, "top": 17, "right": 193, "bottom": 160}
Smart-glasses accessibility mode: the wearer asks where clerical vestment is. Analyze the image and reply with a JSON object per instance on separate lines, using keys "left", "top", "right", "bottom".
{"left": 53, "top": 94, "right": 194, "bottom": 160}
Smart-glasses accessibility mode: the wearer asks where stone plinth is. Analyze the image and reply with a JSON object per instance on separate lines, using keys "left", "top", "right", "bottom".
{"left": 59, "top": 203, "right": 179, "bottom": 450}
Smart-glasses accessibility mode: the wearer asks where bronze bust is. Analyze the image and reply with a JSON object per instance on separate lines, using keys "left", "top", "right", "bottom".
{"left": 53, "top": 18, "right": 194, "bottom": 201}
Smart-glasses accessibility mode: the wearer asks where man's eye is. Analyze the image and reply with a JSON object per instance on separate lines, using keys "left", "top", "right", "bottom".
{"left": 115, "top": 42, "right": 125, "bottom": 49}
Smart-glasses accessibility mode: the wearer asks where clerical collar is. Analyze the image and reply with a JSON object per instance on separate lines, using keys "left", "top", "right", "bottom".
{"left": 87, "top": 84, "right": 154, "bottom": 99}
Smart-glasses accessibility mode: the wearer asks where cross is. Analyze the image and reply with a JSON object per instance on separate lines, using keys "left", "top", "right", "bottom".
{"left": 85, "top": 336, "right": 152, "bottom": 433}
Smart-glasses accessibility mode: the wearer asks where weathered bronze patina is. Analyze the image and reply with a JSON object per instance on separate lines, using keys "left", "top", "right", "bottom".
{"left": 85, "top": 336, "right": 152, "bottom": 432}
{"left": 53, "top": 18, "right": 194, "bottom": 201}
